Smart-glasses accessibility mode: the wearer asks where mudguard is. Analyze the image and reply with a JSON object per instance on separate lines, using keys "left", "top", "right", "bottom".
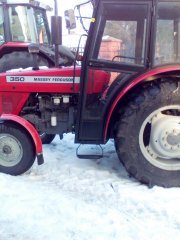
{"left": 0, "top": 114, "right": 44, "bottom": 165}
{"left": 104, "top": 65, "right": 180, "bottom": 140}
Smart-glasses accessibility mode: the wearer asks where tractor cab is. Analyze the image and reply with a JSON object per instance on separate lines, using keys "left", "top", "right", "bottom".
{"left": 69, "top": 0, "right": 180, "bottom": 142}
{"left": 0, "top": 0, "right": 51, "bottom": 45}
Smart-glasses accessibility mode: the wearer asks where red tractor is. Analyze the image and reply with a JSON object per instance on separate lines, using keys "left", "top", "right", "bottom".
{"left": 0, "top": 0, "right": 179, "bottom": 188}
{"left": 0, "top": 0, "right": 75, "bottom": 143}
{"left": 0, "top": 0, "right": 76, "bottom": 70}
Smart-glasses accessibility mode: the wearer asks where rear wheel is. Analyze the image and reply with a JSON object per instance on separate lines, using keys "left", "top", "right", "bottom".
{"left": 115, "top": 80, "right": 180, "bottom": 187}
{"left": 0, "top": 51, "right": 50, "bottom": 73}
{"left": 0, "top": 123, "right": 35, "bottom": 175}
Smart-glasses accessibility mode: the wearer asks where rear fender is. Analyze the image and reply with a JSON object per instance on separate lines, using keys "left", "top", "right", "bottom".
{"left": 0, "top": 114, "right": 44, "bottom": 165}
{"left": 104, "top": 65, "right": 180, "bottom": 141}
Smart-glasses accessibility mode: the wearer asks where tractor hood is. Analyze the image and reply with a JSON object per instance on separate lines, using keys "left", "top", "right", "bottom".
{"left": 0, "top": 66, "right": 110, "bottom": 94}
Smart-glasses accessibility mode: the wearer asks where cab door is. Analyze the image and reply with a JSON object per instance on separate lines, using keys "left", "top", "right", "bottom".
{"left": 76, "top": 0, "right": 153, "bottom": 143}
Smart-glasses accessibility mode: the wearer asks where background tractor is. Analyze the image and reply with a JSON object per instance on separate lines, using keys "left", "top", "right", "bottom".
{"left": 0, "top": 0, "right": 76, "bottom": 143}
{"left": 0, "top": 0, "right": 76, "bottom": 71}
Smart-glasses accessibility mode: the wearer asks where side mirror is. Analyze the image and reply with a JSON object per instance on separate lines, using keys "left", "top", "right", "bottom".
{"left": 64, "top": 9, "right": 76, "bottom": 30}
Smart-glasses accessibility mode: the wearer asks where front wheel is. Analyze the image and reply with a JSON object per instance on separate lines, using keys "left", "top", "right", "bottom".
{"left": 0, "top": 123, "right": 36, "bottom": 175}
{"left": 115, "top": 80, "right": 180, "bottom": 187}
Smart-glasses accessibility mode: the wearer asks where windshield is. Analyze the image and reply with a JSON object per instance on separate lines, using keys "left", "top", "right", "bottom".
{"left": 8, "top": 5, "right": 50, "bottom": 44}
{"left": 75, "top": 0, "right": 94, "bottom": 33}
{"left": 0, "top": 6, "right": 5, "bottom": 45}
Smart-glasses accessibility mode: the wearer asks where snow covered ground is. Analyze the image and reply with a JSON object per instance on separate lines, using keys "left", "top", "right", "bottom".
{"left": 0, "top": 134, "right": 180, "bottom": 240}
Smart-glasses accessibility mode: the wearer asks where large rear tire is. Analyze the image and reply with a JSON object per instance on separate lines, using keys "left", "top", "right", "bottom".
{"left": 0, "top": 123, "right": 36, "bottom": 175}
{"left": 0, "top": 51, "right": 49, "bottom": 73}
{"left": 115, "top": 80, "right": 180, "bottom": 187}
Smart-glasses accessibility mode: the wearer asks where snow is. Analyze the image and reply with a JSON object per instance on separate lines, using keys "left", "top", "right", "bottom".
{"left": 0, "top": 134, "right": 180, "bottom": 240}
{"left": 6, "top": 66, "right": 49, "bottom": 73}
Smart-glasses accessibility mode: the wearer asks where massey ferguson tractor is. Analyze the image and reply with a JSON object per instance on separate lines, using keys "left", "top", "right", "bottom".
{"left": 0, "top": 0, "right": 75, "bottom": 70}
{"left": 0, "top": 0, "right": 179, "bottom": 188}
{"left": 0, "top": 0, "right": 75, "bottom": 143}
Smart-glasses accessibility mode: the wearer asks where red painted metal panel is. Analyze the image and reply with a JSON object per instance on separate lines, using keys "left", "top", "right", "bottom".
{"left": 0, "top": 114, "right": 42, "bottom": 154}
{"left": 0, "top": 92, "right": 29, "bottom": 115}
{"left": 0, "top": 67, "right": 110, "bottom": 94}
{"left": 2, "top": 67, "right": 81, "bottom": 93}
{"left": 0, "top": 42, "right": 29, "bottom": 50}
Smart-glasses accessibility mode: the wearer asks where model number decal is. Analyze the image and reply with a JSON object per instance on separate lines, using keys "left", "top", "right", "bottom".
{"left": 6, "top": 76, "right": 80, "bottom": 83}
{"left": 8, "top": 76, "right": 25, "bottom": 82}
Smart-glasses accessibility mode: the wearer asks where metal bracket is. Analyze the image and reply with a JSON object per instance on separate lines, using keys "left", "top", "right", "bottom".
{"left": 76, "top": 144, "right": 103, "bottom": 159}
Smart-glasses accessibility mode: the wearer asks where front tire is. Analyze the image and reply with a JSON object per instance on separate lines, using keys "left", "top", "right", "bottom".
{"left": 115, "top": 80, "right": 180, "bottom": 187}
{"left": 0, "top": 123, "right": 36, "bottom": 175}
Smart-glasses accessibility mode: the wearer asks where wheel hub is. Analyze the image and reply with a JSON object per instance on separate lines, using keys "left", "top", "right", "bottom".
{"left": 3, "top": 145, "right": 12, "bottom": 154}
{"left": 149, "top": 113, "right": 180, "bottom": 158}
{"left": 167, "top": 133, "right": 180, "bottom": 146}
{"left": 0, "top": 134, "right": 23, "bottom": 167}
{"left": 139, "top": 105, "right": 180, "bottom": 171}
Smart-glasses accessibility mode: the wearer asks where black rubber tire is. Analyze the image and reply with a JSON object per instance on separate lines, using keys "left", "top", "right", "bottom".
{"left": 40, "top": 133, "right": 56, "bottom": 144}
{"left": 114, "top": 80, "right": 180, "bottom": 188}
{"left": 0, "top": 123, "right": 36, "bottom": 175}
{"left": 0, "top": 51, "right": 49, "bottom": 73}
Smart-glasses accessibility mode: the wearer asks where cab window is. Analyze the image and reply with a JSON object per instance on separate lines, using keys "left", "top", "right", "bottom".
{"left": 0, "top": 6, "right": 5, "bottom": 45}
{"left": 154, "top": 1, "right": 180, "bottom": 65}
{"left": 95, "top": 3, "right": 149, "bottom": 66}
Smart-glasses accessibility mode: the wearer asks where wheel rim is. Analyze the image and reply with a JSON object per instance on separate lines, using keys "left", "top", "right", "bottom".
{"left": 139, "top": 105, "right": 180, "bottom": 171}
{"left": 0, "top": 134, "right": 23, "bottom": 167}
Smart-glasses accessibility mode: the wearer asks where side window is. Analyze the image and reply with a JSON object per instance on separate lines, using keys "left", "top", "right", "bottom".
{"left": 0, "top": 6, "right": 5, "bottom": 45}
{"left": 9, "top": 6, "right": 25, "bottom": 41}
{"left": 9, "top": 6, "right": 37, "bottom": 43}
{"left": 154, "top": 2, "right": 180, "bottom": 65}
{"left": 97, "top": 4, "right": 148, "bottom": 65}
{"left": 98, "top": 21, "right": 137, "bottom": 63}
{"left": 155, "top": 20, "right": 174, "bottom": 63}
